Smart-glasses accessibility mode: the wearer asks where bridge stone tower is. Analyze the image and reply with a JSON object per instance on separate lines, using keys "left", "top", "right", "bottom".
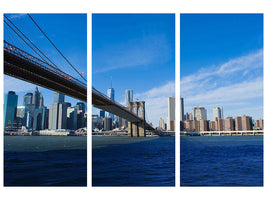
{"left": 128, "top": 101, "right": 146, "bottom": 137}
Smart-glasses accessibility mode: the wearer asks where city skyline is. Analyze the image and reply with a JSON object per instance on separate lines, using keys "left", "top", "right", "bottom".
{"left": 4, "top": 13, "right": 87, "bottom": 108}
{"left": 92, "top": 14, "right": 175, "bottom": 126}
{"left": 180, "top": 14, "right": 263, "bottom": 121}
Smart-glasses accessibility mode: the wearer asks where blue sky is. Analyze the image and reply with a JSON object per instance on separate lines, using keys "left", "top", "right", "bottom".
{"left": 92, "top": 14, "right": 175, "bottom": 127}
{"left": 4, "top": 13, "right": 87, "bottom": 108}
{"left": 180, "top": 14, "right": 263, "bottom": 121}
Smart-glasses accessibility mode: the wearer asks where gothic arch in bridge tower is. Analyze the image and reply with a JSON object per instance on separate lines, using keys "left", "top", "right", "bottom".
{"left": 128, "top": 101, "right": 146, "bottom": 137}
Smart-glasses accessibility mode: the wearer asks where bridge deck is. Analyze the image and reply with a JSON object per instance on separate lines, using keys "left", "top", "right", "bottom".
{"left": 92, "top": 87, "right": 154, "bottom": 130}
{"left": 4, "top": 42, "right": 87, "bottom": 102}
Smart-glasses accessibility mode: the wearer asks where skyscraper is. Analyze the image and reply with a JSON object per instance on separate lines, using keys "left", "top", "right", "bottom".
{"left": 180, "top": 96, "right": 184, "bottom": 121}
{"left": 48, "top": 102, "right": 67, "bottom": 130}
{"left": 39, "top": 93, "right": 44, "bottom": 107}
{"left": 33, "top": 106, "right": 48, "bottom": 130}
{"left": 76, "top": 102, "right": 86, "bottom": 113}
{"left": 53, "top": 92, "right": 65, "bottom": 104}
{"left": 213, "top": 107, "right": 223, "bottom": 121}
{"left": 23, "top": 93, "right": 33, "bottom": 106}
{"left": 4, "top": 91, "right": 18, "bottom": 131}
{"left": 167, "top": 96, "right": 175, "bottom": 131}
{"left": 242, "top": 115, "right": 252, "bottom": 131}
{"left": 107, "top": 83, "right": 115, "bottom": 120}
{"left": 16, "top": 106, "right": 29, "bottom": 127}
{"left": 192, "top": 106, "right": 207, "bottom": 120}
{"left": 100, "top": 110, "right": 105, "bottom": 118}
{"left": 67, "top": 107, "right": 78, "bottom": 130}
{"left": 125, "top": 90, "right": 133, "bottom": 106}
{"left": 32, "top": 87, "right": 40, "bottom": 108}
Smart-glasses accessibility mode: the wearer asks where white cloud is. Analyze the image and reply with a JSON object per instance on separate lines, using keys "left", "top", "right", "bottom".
{"left": 181, "top": 50, "right": 263, "bottom": 120}
{"left": 93, "top": 34, "right": 172, "bottom": 73}
{"left": 135, "top": 81, "right": 175, "bottom": 126}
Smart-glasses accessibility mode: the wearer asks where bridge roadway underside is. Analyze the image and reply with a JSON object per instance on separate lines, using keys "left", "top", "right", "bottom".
{"left": 4, "top": 51, "right": 87, "bottom": 102}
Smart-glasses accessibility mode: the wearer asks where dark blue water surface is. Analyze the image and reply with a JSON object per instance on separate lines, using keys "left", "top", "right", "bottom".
{"left": 4, "top": 136, "right": 87, "bottom": 186}
{"left": 92, "top": 136, "right": 175, "bottom": 186}
{"left": 180, "top": 136, "right": 263, "bottom": 186}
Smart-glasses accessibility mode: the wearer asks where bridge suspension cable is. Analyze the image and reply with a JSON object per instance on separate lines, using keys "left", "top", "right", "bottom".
{"left": 27, "top": 13, "right": 87, "bottom": 83}
{"left": 4, "top": 15, "right": 61, "bottom": 71}
{"left": 4, "top": 18, "right": 49, "bottom": 65}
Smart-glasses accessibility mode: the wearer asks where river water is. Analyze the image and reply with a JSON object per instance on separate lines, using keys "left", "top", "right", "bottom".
{"left": 92, "top": 136, "right": 175, "bottom": 186}
{"left": 180, "top": 136, "right": 263, "bottom": 186}
{"left": 4, "top": 136, "right": 87, "bottom": 186}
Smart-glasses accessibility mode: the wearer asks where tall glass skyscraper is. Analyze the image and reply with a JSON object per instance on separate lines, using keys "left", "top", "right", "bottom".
{"left": 125, "top": 89, "right": 133, "bottom": 106}
{"left": 213, "top": 107, "right": 223, "bottom": 121}
{"left": 54, "top": 92, "right": 65, "bottom": 103}
{"left": 167, "top": 96, "right": 175, "bottom": 131}
{"left": 107, "top": 87, "right": 115, "bottom": 120}
{"left": 180, "top": 96, "right": 185, "bottom": 121}
{"left": 32, "top": 87, "right": 40, "bottom": 108}
{"left": 23, "top": 92, "right": 33, "bottom": 106}
{"left": 4, "top": 91, "right": 18, "bottom": 131}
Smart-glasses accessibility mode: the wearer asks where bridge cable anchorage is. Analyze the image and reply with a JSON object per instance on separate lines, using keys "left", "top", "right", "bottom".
{"left": 4, "top": 15, "right": 61, "bottom": 71}
{"left": 27, "top": 13, "right": 87, "bottom": 83}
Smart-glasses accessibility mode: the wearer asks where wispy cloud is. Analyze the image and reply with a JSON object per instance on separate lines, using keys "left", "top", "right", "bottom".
{"left": 135, "top": 81, "right": 175, "bottom": 126}
{"left": 93, "top": 34, "right": 172, "bottom": 73}
{"left": 181, "top": 49, "right": 263, "bottom": 120}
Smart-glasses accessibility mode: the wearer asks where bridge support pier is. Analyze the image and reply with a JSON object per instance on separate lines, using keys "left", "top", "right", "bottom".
{"left": 128, "top": 101, "right": 146, "bottom": 137}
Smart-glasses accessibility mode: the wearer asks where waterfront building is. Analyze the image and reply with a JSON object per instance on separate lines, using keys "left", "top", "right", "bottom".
{"left": 216, "top": 118, "right": 224, "bottom": 131}
{"left": 53, "top": 92, "right": 65, "bottom": 104}
{"left": 26, "top": 111, "right": 33, "bottom": 128}
{"left": 49, "top": 103, "right": 59, "bottom": 130}
{"left": 180, "top": 97, "right": 185, "bottom": 121}
{"left": 183, "top": 120, "right": 193, "bottom": 132}
{"left": 159, "top": 118, "right": 165, "bottom": 130}
{"left": 189, "top": 113, "right": 193, "bottom": 120}
{"left": 125, "top": 89, "right": 133, "bottom": 106}
{"left": 48, "top": 102, "right": 68, "bottom": 130}
{"left": 259, "top": 119, "right": 264, "bottom": 130}
{"left": 76, "top": 102, "right": 86, "bottom": 113}
{"left": 92, "top": 115, "right": 98, "bottom": 130}
{"left": 33, "top": 106, "right": 48, "bottom": 130}
{"left": 199, "top": 120, "right": 208, "bottom": 131}
{"left": 255, "top": 120, "right": 260, "bottom": 128}
{"left": 103, "top": 116, "right": 112, "bottom": 130}
{"left": 100, "top": 110, "right": 105, "bottom": 118}
{"left": 242, "top": 115, "right": 252, "bottom": 131}
{"left": 58, "top": 103, "right": 68, "bottom": 129}
{"left": 235, "top": 116, "right": 242, "bottom": 131}
{"left": 4, "top": 91, "right": 18, "bottom": 131}
{"left": 67, "top": 107, "right": 78, "bottom": 130}
{"left": 213, "top": 107, "right": 223, "bottom": 121}
{"left": 192, "top": 106, "right": 207, "bottom": 120}
{"left": 16, "top": 106, "right": 29, "bottom": 127}
{"left": 209, "top": 121, "right": 216, "bottom": 131}
{"left": 167, "top": 96, "right": 175, "bottom": 131}
{"left": 77, "top": 110, "right": 86, "bottom": 129}
{"left": 23, "top": 93, "right": 33, "bottom": 106}
{"left": 224, "top": 117, "right": 235, "bottom": 131}
{"left": 185, "top": 112, "right": 189, "bottom": 121}
{"left": 192, "top": 120, "right": 199, "bottom": 132}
